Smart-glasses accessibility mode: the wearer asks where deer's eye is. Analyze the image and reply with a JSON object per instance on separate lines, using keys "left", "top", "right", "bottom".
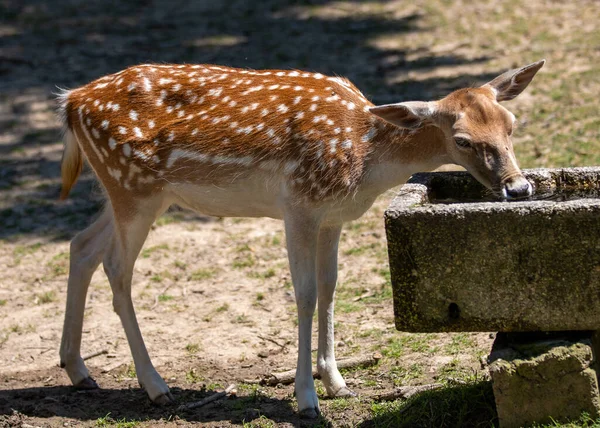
{"left": 454, "top": 137, "right": 472, "bottom": 149}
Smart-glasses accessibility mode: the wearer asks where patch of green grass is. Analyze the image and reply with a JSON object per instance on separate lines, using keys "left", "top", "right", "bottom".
{"left": 243, "top": 415, "right": 276, "bottom": 428}
{"left": 216, "top": 303, "right": 229, "bottom": 312}
{"left": 0, "top": 299, "right": 7, "bottom": 306}
{"left": 155, "top": 212, "right": 186, "bottom": 226}
{"left": 390, "top": 363, "right": 424, "bottom": 386}
{"left": 190, "top": 268, "right": 216, "bottom": 281}
{"left": 249, "top": 268, "right": 276, "bottom": 279}
{"left": 205, "top": 382, "right": 224, "bottom": 391}
{"left": 13, "top": 242, "right": 42, "bottom": 261}
{"left": 369, "top": 379, "right": 496, "bottom": 428}
{"left": 327, "top": 397, "right": 354, "bottom": 412}
{"left": 232, "top": 254, "right": 255, "bottom": 269}
{"left": 186, "top": 368, "right": 203, "bottom": 383}
{"left": 36, "top": 290, "right": 56, "bottom": 304}
{"left": 445, "top": 333, "right": 477, "bottom": 354}
{"left": 437, "top": 358, "right": 475, "bottom": 382}
{"left": 46, "top": 252, "right": 69, "bottom": 277}
{"left": 186, "top": 343, "right": 200, "bottom": 354}
{"left": 158, "top": 294, "right": 173, "bottom": 302}
{"left": 140, "top": 244, "right": 169, "bottom": 258}
{"left": 383, "top": 334, "right": 436, "bottom": 358}
{"left": 343, "top": 242, "right": 381, "bottom": 256}
{"left": 96, "top": 413, "right": 140, "bottom": 427}
{"left": 126, "top": 364, "right": 136, "bottom": 379}
{"left": 336, "top": 299, "right": 362, "bottom": 313}
{"left": 233, "top": 314, "right": 252, "bottom": 324}
{"left": 255, "top": 292, "right": 265, "bottom": 301}
{"left": 532, "top": 413, "right": 600, "bottom": 427}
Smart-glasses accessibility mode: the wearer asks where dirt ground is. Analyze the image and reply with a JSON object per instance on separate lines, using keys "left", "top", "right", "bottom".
{"left": 1, "top": 0, "right": 599, "bottom": 427}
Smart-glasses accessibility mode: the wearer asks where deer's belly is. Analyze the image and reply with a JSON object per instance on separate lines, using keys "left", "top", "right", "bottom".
{"left": 168, "top": 178, "right": 285, "bottom": 219}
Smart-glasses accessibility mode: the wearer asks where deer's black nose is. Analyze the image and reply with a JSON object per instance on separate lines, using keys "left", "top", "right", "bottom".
{"left": 504, "top": 176, "right": 532, "bottom": 199}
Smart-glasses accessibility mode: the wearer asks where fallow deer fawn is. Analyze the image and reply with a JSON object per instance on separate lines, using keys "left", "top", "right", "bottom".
{"left": 57, "top": 60, "right": 544, "bottom": 417}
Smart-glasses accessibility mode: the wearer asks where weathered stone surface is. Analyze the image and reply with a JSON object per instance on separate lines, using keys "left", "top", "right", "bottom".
{"left": 488, "top": 332, "right": 600, "bottom": 428}
{"left": 385, "top": 167, "right": 600, "bottom": 332}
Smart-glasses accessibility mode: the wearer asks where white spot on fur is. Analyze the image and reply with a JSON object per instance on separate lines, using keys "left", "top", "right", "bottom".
{"left": 361, "top": 126, "right": 377, "bottom": 143}
{"left": 133, "top": 127, "right": 143, "bottom": 138}
{"left": 341, "top": 139, "right": 352, "bottom": 149}
{"left": 129, "top": 110, "right": 138, "bottom": 121}
{"left": 329, "top": 138, "right": 338, "bottom": 153}
{"left": 159, "top": 78, "right": 174, "bottom": 85}
{"left": 118, "top": 126, "right": 127, "bottom": 135}
{"left": 261, "top": 109, "right": 269, "bottom": 117}
{"left": 242, "top": 85, "right": 264, "bottom": 95}
{"left": 101, "top": 120, "right": 109, "bottom": 130}
{"left": 148, "top": 120, "right": 155, "bottom": 129}
{"left": 295, "top": 111, "right": 304, "bottom": 120}
{"left": 143, "top": 77, "right": 152, "bottom": 91}
{"left": 91, "top": 128, "right": 100, "bottom": 139}
{"left": 122, "top": 143, "right": 131, "bottom": 157}
{"left": 313, "top": 73, "right": 324, "bottom": 79}
{"left": 108, "top": 167, "right": 122, "bottom": 181}
{"left": 310, "top": 104, "right": 317, "bottom": 111}
{"left": 277, "top": 104, "right": 289, "bottom": 114}
{"left": 293, "top": 96, "right": 302, "bottom": 105}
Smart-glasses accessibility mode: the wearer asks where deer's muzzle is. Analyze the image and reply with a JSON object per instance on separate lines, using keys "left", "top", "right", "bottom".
{"left": 502, "top": 175, "right": 532, "bottom": 199}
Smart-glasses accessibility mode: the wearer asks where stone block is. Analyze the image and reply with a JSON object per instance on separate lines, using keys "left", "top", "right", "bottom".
{"left": 384, "top": 167, "right": 600, "bottom": 332}
{"left": 488, "top": 332, "right": 600, "bottom": 428}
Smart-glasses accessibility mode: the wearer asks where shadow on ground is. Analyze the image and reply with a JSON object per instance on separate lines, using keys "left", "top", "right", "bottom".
{"left": 360, "top": 381, "right": 498, "bottom": 428}
{"left": 0, "top": 379, "right": 499, "bottom": 427}
{"left": 0, "top": 384, "right": 301, "bottom": 426}
{"left": 0, "top": 0, "right": 499, "bottom": 241}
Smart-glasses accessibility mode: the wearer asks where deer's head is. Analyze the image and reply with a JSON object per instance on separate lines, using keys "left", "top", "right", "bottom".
{"left": 370, "top": 60, "right": 545, "bottom": 199}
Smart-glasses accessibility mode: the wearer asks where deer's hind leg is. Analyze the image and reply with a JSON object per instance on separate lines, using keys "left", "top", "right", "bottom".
{"left": 102, "top": 196, "right": 173, "bottom": 404}
{"left": 60, "top": 207, "right": 114, "bottom": 388}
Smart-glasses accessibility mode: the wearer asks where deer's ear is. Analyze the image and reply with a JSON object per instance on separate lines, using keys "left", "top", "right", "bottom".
{"left": 484, "top": 60, "right": 545, "bottom": 102}
{"left": 369, "top": 101, "right": 437, "bottom": 129}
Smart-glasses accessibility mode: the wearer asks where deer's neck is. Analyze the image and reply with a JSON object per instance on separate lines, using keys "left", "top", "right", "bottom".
{"left": 359, "top": 120, "right": 450, "bottom": 195}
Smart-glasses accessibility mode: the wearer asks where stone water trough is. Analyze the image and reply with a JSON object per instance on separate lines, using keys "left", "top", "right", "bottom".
{"left": 384, "top": 167, "right": 600, "bottom": 427}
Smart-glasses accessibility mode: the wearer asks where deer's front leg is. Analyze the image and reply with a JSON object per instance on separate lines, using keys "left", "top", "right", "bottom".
{"left": 284, "top": 209, "right": 322, "bottom": 419}
{"left": 316, "top": 225, "right": 356, "bottom": 398}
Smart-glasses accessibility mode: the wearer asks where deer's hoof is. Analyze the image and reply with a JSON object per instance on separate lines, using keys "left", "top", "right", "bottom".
{"left": 332, "top": 386, "right": 357, "bottom": 398}
{"left": 299, "top": 407, "right": 320, "bottom": 419}
{"left": 74, "top": 377, "right": 99, "bottom": 390}
{"left": 152, "top": 391, "right": 175, "bottom": 406}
